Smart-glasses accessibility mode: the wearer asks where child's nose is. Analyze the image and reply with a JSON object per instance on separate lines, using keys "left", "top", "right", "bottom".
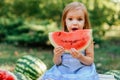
{"left": 72, "top": 20, "right": 78, "bottom": 25}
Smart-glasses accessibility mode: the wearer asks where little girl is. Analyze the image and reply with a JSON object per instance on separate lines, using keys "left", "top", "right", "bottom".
{"left": 41, "top": 2, "right": 99, "bottom": 80}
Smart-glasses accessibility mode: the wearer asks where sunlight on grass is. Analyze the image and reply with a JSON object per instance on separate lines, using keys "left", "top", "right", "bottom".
{"left": 0, "top": 43, "right": 53, "bottom": 71}
{"left": 0, "top": 64, "right": 15, "bottom": 72}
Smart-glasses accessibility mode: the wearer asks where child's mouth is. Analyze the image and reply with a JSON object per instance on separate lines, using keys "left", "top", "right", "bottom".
{"left": 72, "top": 28, "right": 78, "bottom": 31}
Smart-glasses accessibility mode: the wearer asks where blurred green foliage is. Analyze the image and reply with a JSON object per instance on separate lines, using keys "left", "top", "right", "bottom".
{"left": 0, "top": 0, "right": 120, "bottom": 46}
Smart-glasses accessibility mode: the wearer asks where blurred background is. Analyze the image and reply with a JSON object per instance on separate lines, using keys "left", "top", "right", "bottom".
{"left": 0, "top": 0, "right": 120, "bottom": 74}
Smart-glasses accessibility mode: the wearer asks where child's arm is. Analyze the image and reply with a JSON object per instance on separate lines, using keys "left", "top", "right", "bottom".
{"left": 70, "top": 41, "right": 94, "bottom": 65}
{"left": 53, "top": 46, "right": 64, "bottom": 65}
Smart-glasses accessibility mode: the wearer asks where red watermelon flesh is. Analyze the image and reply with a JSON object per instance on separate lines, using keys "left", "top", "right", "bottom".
{"left": 0, "top": 69, "right": 16, "bottom": 80}
{"left": 49, "top": 29, "right": 92, "bottom": 52}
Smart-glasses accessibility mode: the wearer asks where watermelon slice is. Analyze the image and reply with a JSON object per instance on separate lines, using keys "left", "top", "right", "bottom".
{"left": 49, "top": 29, "right": 92, "bottom": 52}
{"left": 0, "top": 69, "right": 17, "bottom": 80}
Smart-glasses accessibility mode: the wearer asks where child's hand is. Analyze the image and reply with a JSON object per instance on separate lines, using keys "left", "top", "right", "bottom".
{"left": 70, "top": 48, "right": 82, "bottom": 59}
{"left": 53, "top": 46, "right": 64, "bottom": 57}
{"left": 53, "top": 46, "right": 64, "bottom": 65}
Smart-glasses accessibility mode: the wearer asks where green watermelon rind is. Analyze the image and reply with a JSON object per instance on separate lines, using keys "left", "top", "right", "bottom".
{"left": 13, "top": 72, "right": 32, "bottom": 80}
{"left": 49, "top": 29, "right": 93, "bottom": 52}
{"left": 105, "top": 70, "right": 120, "bottom": 80}
{"left": 7, "top": 71, "right": 18, "bottom": 80}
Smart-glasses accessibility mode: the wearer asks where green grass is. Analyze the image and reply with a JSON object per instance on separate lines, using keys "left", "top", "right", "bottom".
{"left": 0, "top": 38, "right": 120, "bottom": 74}
{"left": 94, "top": 38, "right": 120, "bottom": 73}
{"left": 0, "top": 43, "right": 54, "bottom": 71}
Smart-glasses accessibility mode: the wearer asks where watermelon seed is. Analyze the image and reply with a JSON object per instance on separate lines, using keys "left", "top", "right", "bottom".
{"left": 58, "top": 32, "right": 61, "bottom": 36}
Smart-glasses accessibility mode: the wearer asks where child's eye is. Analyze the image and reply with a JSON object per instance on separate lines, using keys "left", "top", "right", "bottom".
{"left": 78, "top": 18, "right": 82, "bottom": 21}
{"left": 68, "top": 18, "right": 72, "bottom": 20}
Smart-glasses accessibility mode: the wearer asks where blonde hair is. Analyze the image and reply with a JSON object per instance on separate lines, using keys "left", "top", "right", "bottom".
{"left": 61, "top": 2, "right": 91, "bottom": 31}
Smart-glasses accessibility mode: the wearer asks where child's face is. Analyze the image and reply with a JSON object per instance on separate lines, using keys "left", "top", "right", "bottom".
{"left": 65, "top": 8, "right": 85, "bottom": 32}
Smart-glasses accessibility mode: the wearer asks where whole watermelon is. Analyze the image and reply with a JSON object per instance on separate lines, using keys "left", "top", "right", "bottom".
{"left": 14, "top": 55, "right": 47, "bottom": 80}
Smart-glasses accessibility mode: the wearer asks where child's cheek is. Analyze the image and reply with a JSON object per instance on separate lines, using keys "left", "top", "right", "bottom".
{"left": 66, "top": 20, "right": 72, "bottom": 26}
